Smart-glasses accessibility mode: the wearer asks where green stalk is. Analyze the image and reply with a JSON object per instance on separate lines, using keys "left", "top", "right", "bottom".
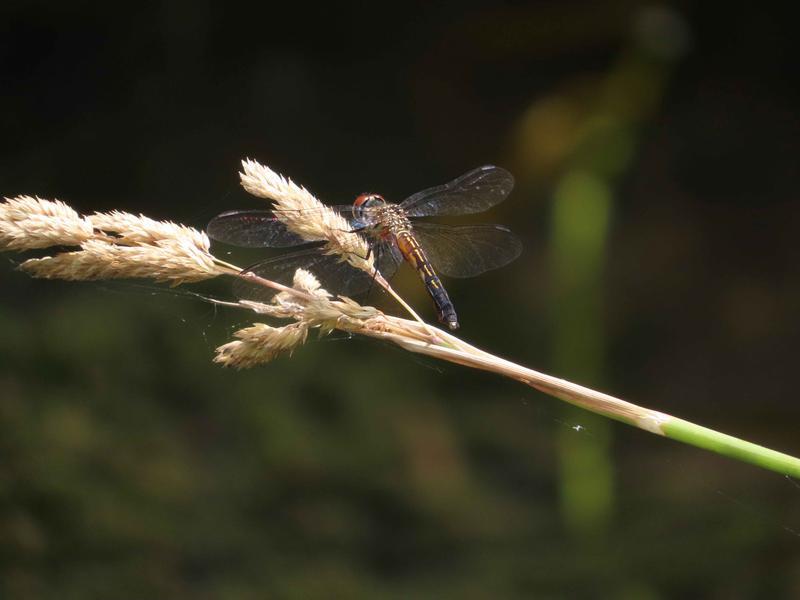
{"left": 662, "top": 419, "right": 800, "bottom": 478}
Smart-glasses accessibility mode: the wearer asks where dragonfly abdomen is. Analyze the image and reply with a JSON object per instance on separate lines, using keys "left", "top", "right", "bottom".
{"left": 395, "top": 230, "right": 459, "bottom": 330}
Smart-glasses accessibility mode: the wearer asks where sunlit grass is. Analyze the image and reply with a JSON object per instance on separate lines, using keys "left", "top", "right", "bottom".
{"left": 2, "top": 160, "right": 799, "bottom": 481}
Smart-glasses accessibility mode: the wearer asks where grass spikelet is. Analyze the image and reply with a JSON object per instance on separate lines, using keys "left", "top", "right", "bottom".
{"left": 19, "top": 238, "right": 220, "bottom": 284}
{"left": 0, "top": 196, "right": 94, "bottom": 250}
{"left": 291, "top": 268, "right": 330, "bottom": 297}
{"left": 90, "top": 210, "right": 211, "bottom": 248}
{"left": 214, "top": 322, "right": 309, "bottom": 368}
{"left": 1, "top": 198, "right": 226, "bottom": 284}
{"left": 239, "top": 159, "right": 373, "bottom": 273}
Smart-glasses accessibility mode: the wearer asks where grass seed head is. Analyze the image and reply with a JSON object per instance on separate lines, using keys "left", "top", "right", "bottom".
{"left": 239, "top": 159, "right": 374, "bottom": 273}
{"left": 1, "top": 196, "right": 94, "bottom": 250}
{"left": 90, "top": 210, "right": 211, "bottom": 249}
{"left": 1, "top": 198, "right": 224, "bottom": 284}
{"left": 19, "top": 238, "right": 220, "bottom": 284}
{"left": 214, "top": 322, "right": 309, "bottom": 368}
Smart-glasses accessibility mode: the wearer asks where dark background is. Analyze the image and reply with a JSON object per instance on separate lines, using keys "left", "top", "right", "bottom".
{"left": 2, "top": 1, "right": 799, "bottom": 598}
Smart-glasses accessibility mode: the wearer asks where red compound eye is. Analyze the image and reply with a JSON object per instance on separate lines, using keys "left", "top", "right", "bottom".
{"left": 353, "top": 193, "right": 384, "bottom": 208}
{"left": 353, "top": 193, "right": 371, "bottom": 207}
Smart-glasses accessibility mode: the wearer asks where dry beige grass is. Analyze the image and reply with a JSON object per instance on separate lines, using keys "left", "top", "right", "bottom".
{"left": 240, "top": 159, "right": 373, "bottom": 273}
{"left": 1, "top": 195, "right": 229, "bottom": 284}
{"left": 3, "top": 162, "right": 799, "bottom": 478}
{"left": 1, "top": 195, "right": 94, "bottom": 250}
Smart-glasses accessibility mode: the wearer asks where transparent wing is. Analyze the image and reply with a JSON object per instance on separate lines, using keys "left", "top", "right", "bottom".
{"left": 374, "top": 240, "right": 403, "bottom": 283}
{"left": 207, "top": 206, "right": 357, "bottom": 248}
{"left": 208, "top": 210, "right": 308, "bottom": 247}
{"left": 232, "top": 244, "right": 400, "bottom": 303}
{"left": 411, "top": 222, "right": 522, "bottom": 278}
{"left": 400, "top": 165, "right": 515, "bottom": 217}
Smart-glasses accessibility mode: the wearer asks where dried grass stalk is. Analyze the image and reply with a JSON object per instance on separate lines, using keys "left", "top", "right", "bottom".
{"left": 212, "top": 267, "right": 800, "bottom": 479}
{"left": 4, "top": 169, "right": 799, "bottom": 480}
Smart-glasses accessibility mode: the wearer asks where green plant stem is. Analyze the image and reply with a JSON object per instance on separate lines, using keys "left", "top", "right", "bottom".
{"left": 662, "top": 418, "right": 800, "bottom": 478}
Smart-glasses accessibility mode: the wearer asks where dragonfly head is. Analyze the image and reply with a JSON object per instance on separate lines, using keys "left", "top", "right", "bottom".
{"left": 353, "top": 193, "right": 386, "bottom": 222}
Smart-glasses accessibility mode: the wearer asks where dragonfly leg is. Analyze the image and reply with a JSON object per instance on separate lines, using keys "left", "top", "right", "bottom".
{"left": 347, "top": 242, "right": 371, "bottom": 262}
{"left": 365, "top": 268, "right": 377, "bottom": 298}
{"left": 347, "top": 225, "right": 369, "bottom": 236}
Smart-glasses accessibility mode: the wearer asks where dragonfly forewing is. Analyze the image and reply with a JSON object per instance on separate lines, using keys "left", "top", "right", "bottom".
{"left": 401, "top": 165, "right": 515, "bottom": 218}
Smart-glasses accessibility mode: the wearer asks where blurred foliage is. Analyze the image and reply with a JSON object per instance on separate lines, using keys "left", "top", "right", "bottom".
{"left": 546, "top": 30, "right": 678, "bottom": 538}
{"left": 2, "top": 2, "right": 800, "bottom": 598}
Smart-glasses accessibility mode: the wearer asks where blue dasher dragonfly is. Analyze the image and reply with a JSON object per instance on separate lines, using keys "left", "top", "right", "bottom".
{"left": 207, "top": 165, "right": 522, "bottom": 329}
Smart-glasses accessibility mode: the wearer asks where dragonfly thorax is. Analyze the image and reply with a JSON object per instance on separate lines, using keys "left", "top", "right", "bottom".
{"left": 352, "top": 194, "right": 411, "bottom": 237}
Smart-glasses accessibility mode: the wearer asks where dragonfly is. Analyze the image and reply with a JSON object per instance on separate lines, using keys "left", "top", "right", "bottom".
{"left": 207, "top": 165, "right": 522, "bottom": 329}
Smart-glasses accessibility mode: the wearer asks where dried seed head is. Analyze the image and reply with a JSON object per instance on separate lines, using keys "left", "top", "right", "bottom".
{"left": 90, "top": 210, "right": 211, "bottom": 249}
{"left": 0, "top": 196, "right": 94, "bottom": 250}
{"left": 2, "top": 196, "right": 224, "bottom": 284}
{"left": 19, "top": 238, "right": 220, "bottom": 285}
{"left": 239, "top": 159, "right": 374, "bottom": 273}
{"left": 292, "top": 268, "right": 329, "bottom": 297}
{"left": 270, "top": 267, "right": 331, "bottom": 308}
{"left": 214, "top": 322, "right": 309, "bottom": 368}
{"left": 215, "top": 266, "right": 390, "bottom": 368}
